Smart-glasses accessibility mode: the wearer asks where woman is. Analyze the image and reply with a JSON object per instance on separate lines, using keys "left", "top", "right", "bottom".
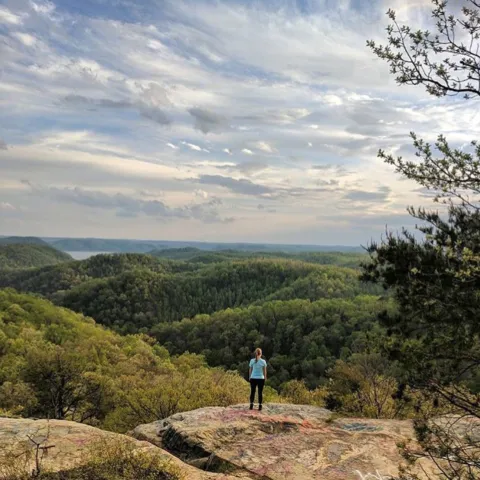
{"left": 249, "top": 347, "right": 267, "bottom": 411}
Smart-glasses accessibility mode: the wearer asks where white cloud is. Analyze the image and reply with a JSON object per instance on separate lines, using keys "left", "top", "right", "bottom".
{"left": 253, "top": 141, "right": 277, "bottom": 154}
{"left": 12, "top": 32, "right": 37, "bottom": 47}
{"left": 194, "top": 189, "right": 209, "bottom": 199}
{"left": 30, "top": 1, "right": 56, "bottom": 16}
{"left": 167, "top": 143, "right": 178, "bottom": 149}
{"left": 0, "top": 6, "right": 24, "bottom": 24}
{"left": 323, "top": 94, "right": 344, "bottom": 106}
{"left": 242, "top": 148, "right": 254, "bottom": 155}
{"left": 0, "top": 202, "right": 16, "bottom": 211}
{"left": 223, "top": 148, "right": 232, "bottom": 155}
{"left": 182, "top": 141, "right": 202, "bottom": 152}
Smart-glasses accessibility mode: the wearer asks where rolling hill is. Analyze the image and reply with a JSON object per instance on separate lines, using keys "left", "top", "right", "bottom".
{"left": 150, "top": 247, "right": 367, "bottom": 268}
{"left": 0, "top": 244, "right": 72, "bottom": 270}
{"left": 0, "top": 236, "right": 50, "bottom": 246}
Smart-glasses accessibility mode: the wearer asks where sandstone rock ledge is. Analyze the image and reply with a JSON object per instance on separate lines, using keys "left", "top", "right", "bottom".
{"left": 0, "top": 417, "right": 238, "bottom": 479}
{"left": 133, "top": 403, "right": 435, "bottom": 480}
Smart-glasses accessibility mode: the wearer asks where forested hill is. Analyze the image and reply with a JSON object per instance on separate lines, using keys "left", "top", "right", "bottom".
{"left": 0, "top": 253, "right": 182, "bottom": 295}
{"left": 0, "top": 244, "right": 72, "bottom": 270}
{"left": 0, "top": 251, "right": 390, "bottom": 399}
{"left": 150, "top": 247, "right": 367, "bottom": 268}
{"left": 58, "top": 260, "right": 381, "bottom": 333}
{"left": 0, "top": 236, "right": 49, "bottom": 246}
{"left": 153, "top": 296, "right": 393, "bottom": 389}
{"left": 0, "top": 252, "right": 380, "bottom": 333}
{"left": 0, "top": 289, "right": 249, "bottom": 430}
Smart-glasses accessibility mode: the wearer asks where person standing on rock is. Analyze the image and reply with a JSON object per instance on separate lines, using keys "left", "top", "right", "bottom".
{"left": 249, "top": 347, "right": 267, "bottom": 411}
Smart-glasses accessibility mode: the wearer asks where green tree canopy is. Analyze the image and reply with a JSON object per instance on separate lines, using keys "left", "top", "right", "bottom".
{"left": 364, "top": 1, "right": 480, "bottom": 477}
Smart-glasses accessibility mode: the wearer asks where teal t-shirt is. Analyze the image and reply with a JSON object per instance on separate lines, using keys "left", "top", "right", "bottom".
{"left": 249, "top": 358, "right": 267, "bottom": 379}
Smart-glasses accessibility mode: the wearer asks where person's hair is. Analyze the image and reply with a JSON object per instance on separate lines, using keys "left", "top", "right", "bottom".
{"left": 254, "top": 347, "right": 262, "bottom": 363}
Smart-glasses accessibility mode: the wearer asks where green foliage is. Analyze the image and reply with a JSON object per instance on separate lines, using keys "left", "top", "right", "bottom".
{"left": 0, "top": 253, "right": 182, "bottom": 296}
{"left": 0, "top": 236, "right": 50, "bottom": 246}
{"left": 366, "top": 0, "right": 480, "bottom": 476}
{"left": 0, "top": 245, "right": 72, "bottom": 271}
{"left": 280, "top": 379, "right": 327, "bottom": 406}
{"left": 153, "top": 296, "right": 392, "bottom": 389}
{"left": 58, "top": 260, "right": 380, "bottom": 334}
{"left": 364, "top": 0, "right": 480, "bottom": 398}
{"left": 0, "top": 252, "right": 391, "bottom": 420}
{"left": 151, "top": 247, "right": 367, "bottom": 268}
{"left": 367, "top": 0, "right": 480, "bottom": 99}
{"left": 0, "top": 289, "right": 249, "bottom": 432}
{"left": 324, "top": 353, "right": 412, "bottom": 419}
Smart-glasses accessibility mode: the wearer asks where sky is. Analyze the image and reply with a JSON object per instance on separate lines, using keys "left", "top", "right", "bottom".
{"left": 1, "top": 0, "right": 479, "bottom": 245}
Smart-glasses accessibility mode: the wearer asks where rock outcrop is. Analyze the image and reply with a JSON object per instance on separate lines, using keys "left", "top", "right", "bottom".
{"left": 1, "top": 405, "right": 442, "bottom": 480}
{"left": 134, "top": 403, "right": 435, "bottom": 480}
{"left": 0, "top": 417, "right": 238, "bottom": 479}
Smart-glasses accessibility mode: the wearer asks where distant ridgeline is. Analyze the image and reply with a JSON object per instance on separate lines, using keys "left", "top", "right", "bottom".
{"left": 0, "top": 237, "right": 72, "bottom": 270}
{"left": 0, "top": 236, "right": 50, "bottom": 246}
{"left": 149, "top": 247, "right": 367, "bottom": 268}
{"left": 36, "top": 236, "right": 365, "bottom": 254}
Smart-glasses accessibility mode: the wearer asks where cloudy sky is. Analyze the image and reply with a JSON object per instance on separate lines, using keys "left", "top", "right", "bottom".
{"left": 0, "top": 0, "right": 478, "bottom": 245}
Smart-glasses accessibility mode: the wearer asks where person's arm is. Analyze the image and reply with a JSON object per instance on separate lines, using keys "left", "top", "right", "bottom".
{"left": 263, "top": 364, "right": 267, "bottom": 381}
{"left": 249, "top": 366, "right": 252, "bottom": 379}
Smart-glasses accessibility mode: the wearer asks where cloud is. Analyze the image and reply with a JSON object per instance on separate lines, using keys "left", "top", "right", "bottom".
{"left": 12, "top": 32, "right": 37, "bottom": 47}
{"left": 0, "top": 139, "right": 8, "bottom": 150}
{"left": 62, "top": 82, "right": 172, "bottom": 126}
{"left": 1, "top": 0, "right": 477, "bottom": 243}
{"left": 62, "top": 96, "right": 171, "bottom": 126}
{"left": 412, "top": 187, "right": 437, "bottom": 198}
{"left": 216, "top": 159, "right": 269, "bottom": 176}
{"left": 312, "top": 164, "right": 353, "bottom": 177}
{"left": 235, "top": 160, "right": 269, "bottom": 175}
{"left": 194, "top": 189, "right": 208, "bottom": 199}
{"left": 63, "top": 94, "right": 130, "bottom": 109}
{"left": 0, "top": 202, "right": 16, "bottom": 211}
{"left": 139, "top": 106, "right": 171, "bottom": 125}
{"left": 0, "top": 6, "right": 24, "bottom": 24}
{"left": 189, "top": 107, "right": 229, "bottom": 134}
{"left": 196, "top": 175, "right": 273, "bottom": 196}
{"left": 253, "top": 141, "right": 277, "bottom": 154}
{"left": 181, "top": 141, "right": 209, "bottom": 153}
{"left": 30, "top": 1, "right": 56, "bottom": 16}
{"left": 317, "top": 179, "right": 340, "bottom": 187}
{"left": 139, "top": 82, "right": 171, "bottom": 108}
{"left": 22, "top": 181, "right": 231, "bottom": 223}
{"left": 343, "top": 186, "right": 391, "bottom": 204}
{"left": 312, "top": 164, "right": 335, "bottom": 171}
{"left": 193, "top": 174, "right": 335, "bottom": 199}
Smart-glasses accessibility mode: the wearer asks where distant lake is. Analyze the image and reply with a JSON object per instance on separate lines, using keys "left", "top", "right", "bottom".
{"left": 67, "top": 251, "right": 112, "bottom": 260}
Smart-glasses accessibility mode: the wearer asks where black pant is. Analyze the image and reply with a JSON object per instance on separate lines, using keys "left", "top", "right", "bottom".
{"left": 249, "top": 378, "right": 265, "bottom": 405}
